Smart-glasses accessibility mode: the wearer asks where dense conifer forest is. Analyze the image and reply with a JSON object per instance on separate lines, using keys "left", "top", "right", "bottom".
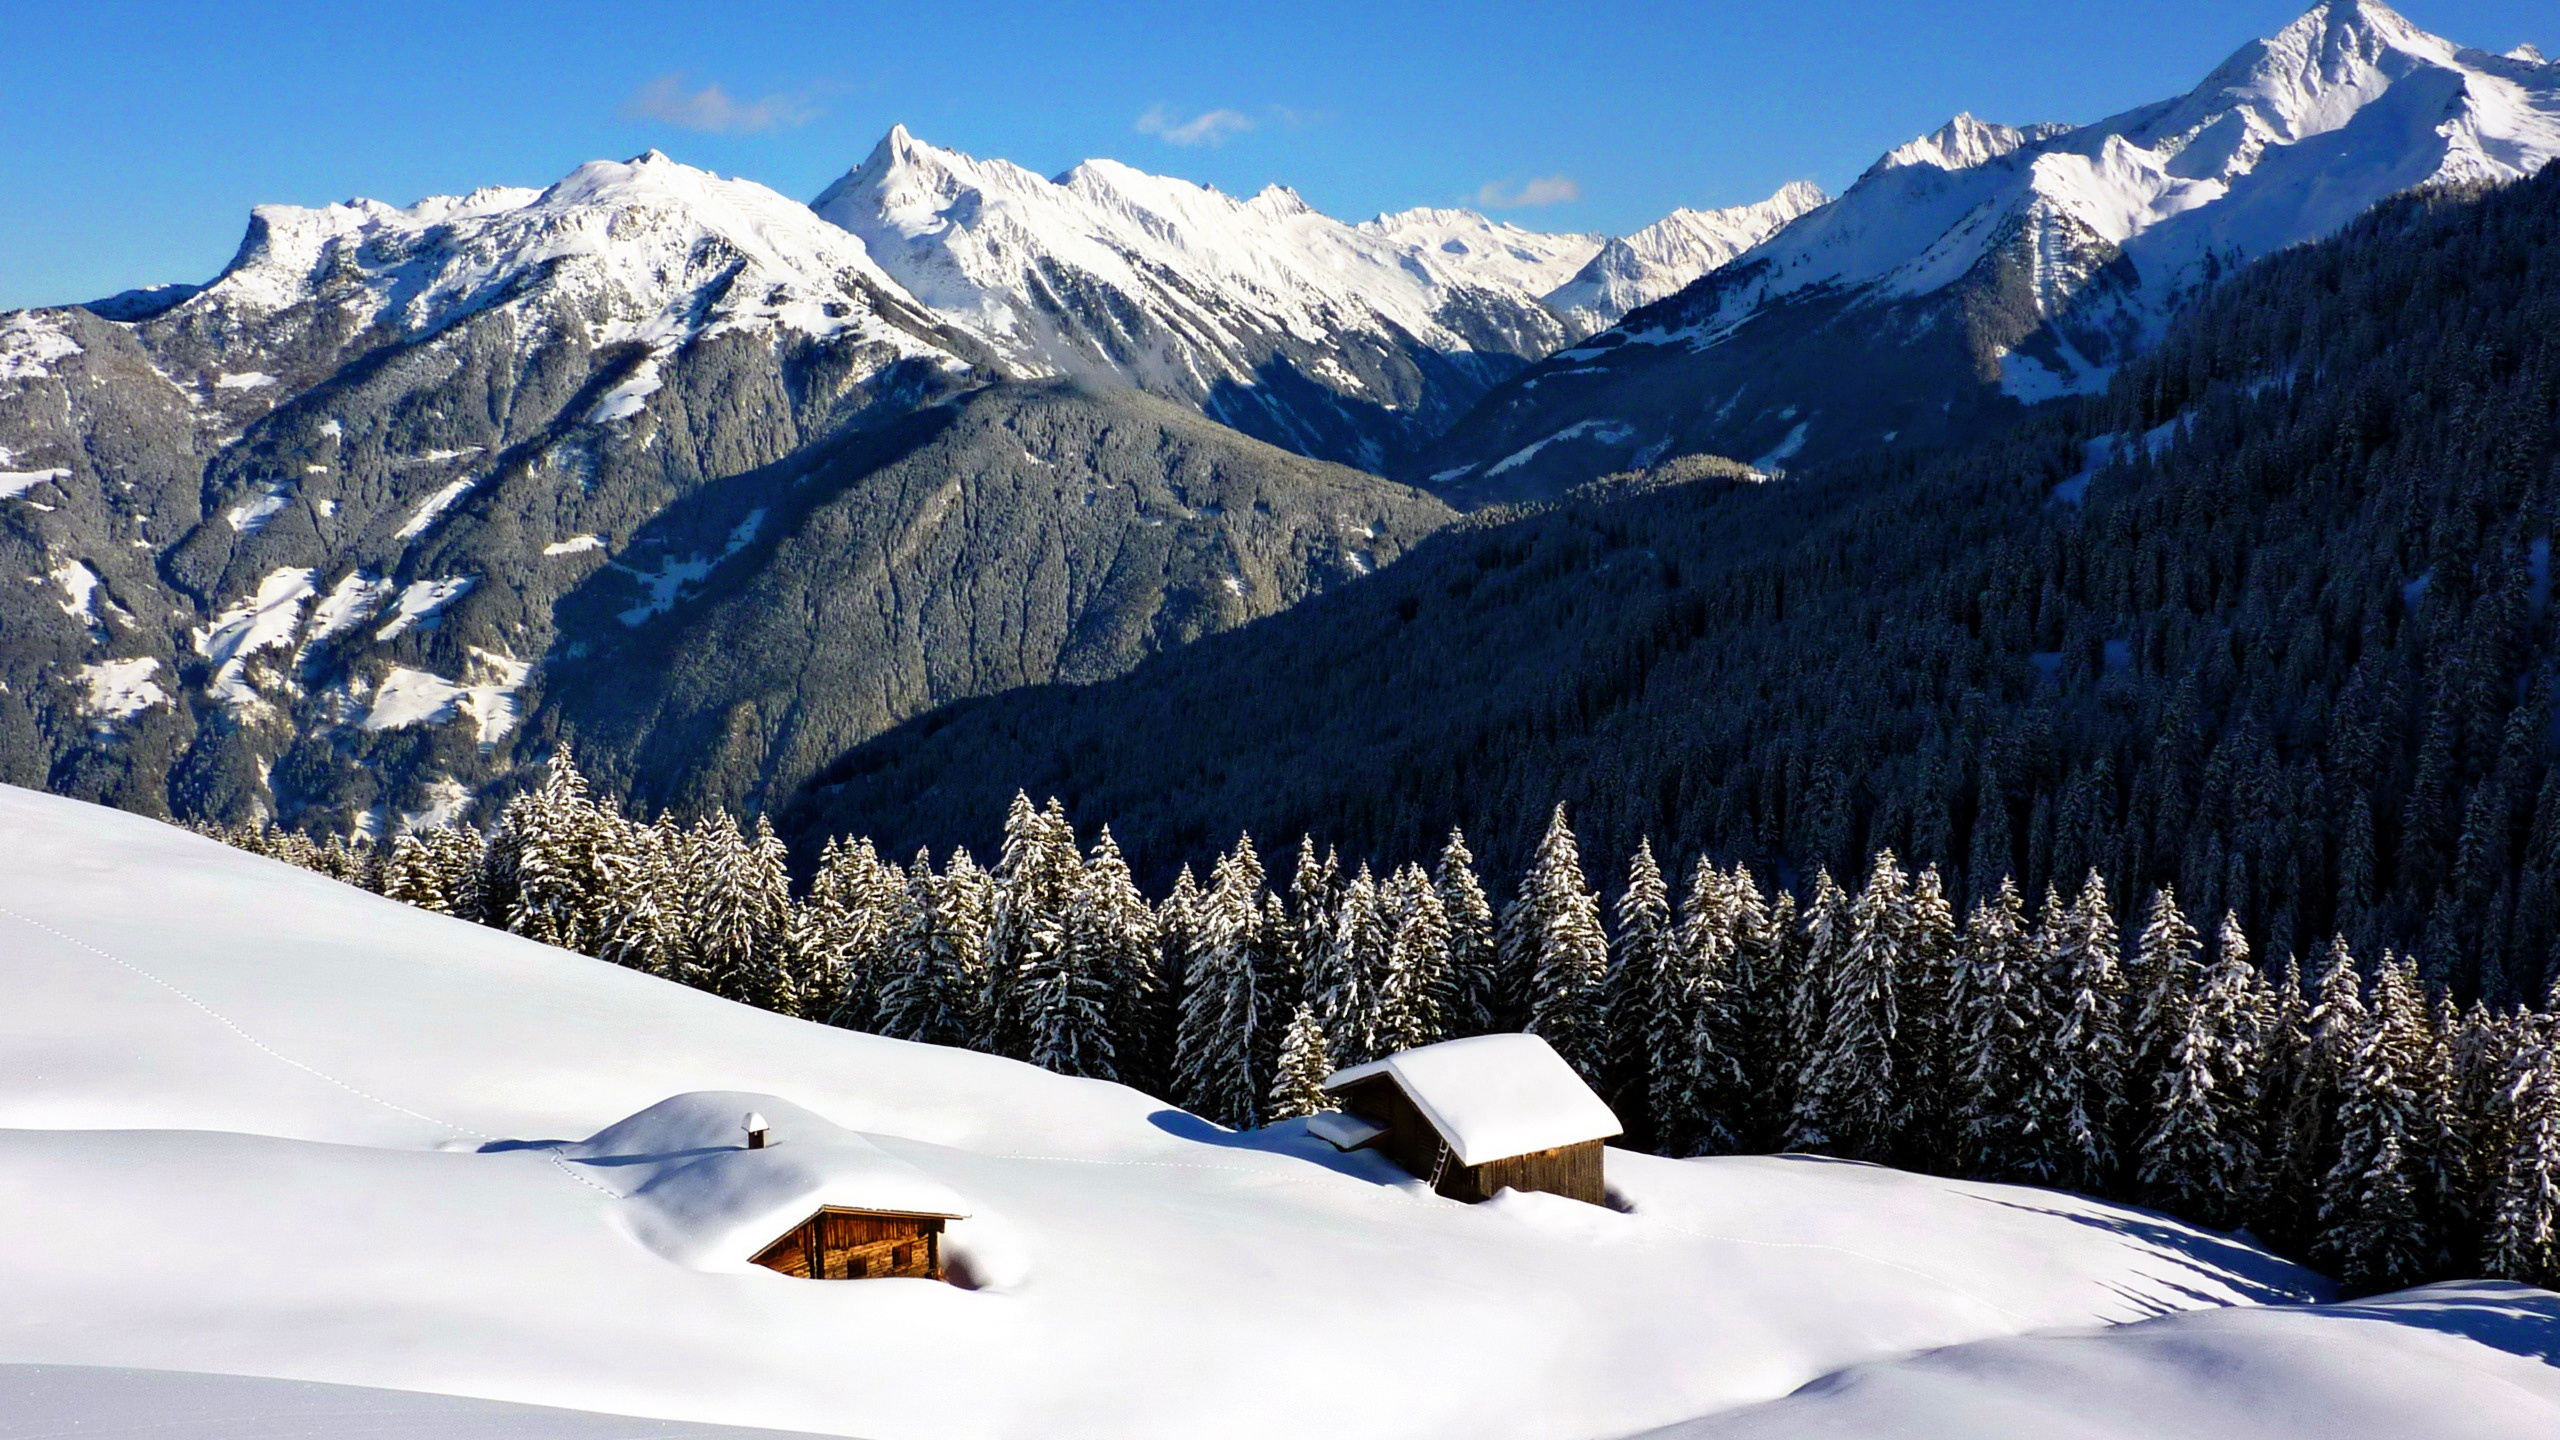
{"left": 204, "top": 760, "right": 2560, "bottom": 1296}
{"left": 785, "top": 165, "right": 2560, "bottom": 1012}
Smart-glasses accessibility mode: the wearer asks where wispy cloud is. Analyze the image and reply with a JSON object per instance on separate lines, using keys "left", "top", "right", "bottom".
{"left": 1473, "top": 175, "right": 1582, "bottom": 209}
{"left": 1136, "top": 105, "right": 1255, "bottom": 147}
{"left": 623, "top": 74, "right": 817, "bottom": 135}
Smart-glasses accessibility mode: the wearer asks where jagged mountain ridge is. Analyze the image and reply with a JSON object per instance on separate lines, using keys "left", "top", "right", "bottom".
{"left": 1419, "top": 0, "right": 2560, "bottom": 499}
{"left": 1540, "top": 180, "right": 1828, "bottom": 337}
{"left": 810, "top": 127, "right": 1816, "bottom": 471}
{"left": 0, "top": 151, "right": 1444, "bottom": 834}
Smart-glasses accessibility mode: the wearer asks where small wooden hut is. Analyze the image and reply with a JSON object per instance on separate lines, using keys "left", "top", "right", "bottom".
{"left": 750, "top": 1205, "right": 959, "bottom": 1281}
{"left": 1317, "top": 1032, "right": 1622, "bottom": 1205}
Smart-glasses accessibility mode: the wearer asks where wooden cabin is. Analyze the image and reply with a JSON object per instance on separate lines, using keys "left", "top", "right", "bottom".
{"left": 750, "top": 1205, "right": 958, "bottom": 1281}
{"left": 1317, "top": 1032, "right": 1623, "bottom": 1205}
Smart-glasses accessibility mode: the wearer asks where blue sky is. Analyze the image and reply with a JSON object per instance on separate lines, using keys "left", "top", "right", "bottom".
{"left": 3, "top": 0, "right": 2549, "bottom": 309}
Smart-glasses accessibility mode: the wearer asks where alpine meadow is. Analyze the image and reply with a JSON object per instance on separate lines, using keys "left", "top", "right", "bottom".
{"left": 6, "top": 3, "right": 2560, "bottom": 1438}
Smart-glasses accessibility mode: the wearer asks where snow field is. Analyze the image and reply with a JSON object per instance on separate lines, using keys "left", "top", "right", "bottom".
{"left": 0, "top": 784, "right": 2384, "bottom": 1439}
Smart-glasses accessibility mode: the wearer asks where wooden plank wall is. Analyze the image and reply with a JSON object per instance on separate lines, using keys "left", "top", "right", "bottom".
{"left": 751, "top": 1209, "right": 946, "bottom": 1281}
{"left": 1332, "top": 1076, "right": 1608, "bottom": 1205}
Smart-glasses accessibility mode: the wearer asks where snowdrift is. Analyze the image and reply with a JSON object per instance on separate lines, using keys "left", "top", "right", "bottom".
{"left": 0, "top": 784, "right": 2547, "bottom": 1438}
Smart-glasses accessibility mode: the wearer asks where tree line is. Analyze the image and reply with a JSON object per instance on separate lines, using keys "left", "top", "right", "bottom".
{"left": 205, "top": 752, "right": 2560, "bottom": 1296}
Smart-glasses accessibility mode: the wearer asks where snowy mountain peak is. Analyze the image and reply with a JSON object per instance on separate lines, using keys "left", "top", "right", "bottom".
{"left": 1541, "top": 179, "right": 1828, "bottom": 334}
{"left": 811, "top": 126, "right": 1580, "bottom": 467}
{"left": 173, "top": 149, "right": 964, "bottom": 397}
{"left": 1356, "top": 207, "right": 1604, "bottom": 295}
{"left": 1866, "top": 113, "right": 2070, "bottom": 178}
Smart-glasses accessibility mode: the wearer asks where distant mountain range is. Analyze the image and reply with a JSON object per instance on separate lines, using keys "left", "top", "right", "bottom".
{"left": 0, "top": 0, "right": 2553, "bottom": 838}
{"left": 1420, "top": 0, "right": 2560, "bottom": 496}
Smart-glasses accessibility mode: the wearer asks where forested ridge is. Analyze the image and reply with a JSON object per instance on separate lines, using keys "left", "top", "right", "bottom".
{"left": 786, "top": 165, "right": 2560, "bottom": 1010}
{"left": 205, "top": 763, "right": 2560, "bottom": 1296}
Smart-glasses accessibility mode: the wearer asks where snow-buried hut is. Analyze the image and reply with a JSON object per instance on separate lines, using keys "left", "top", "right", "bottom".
{"left": 1315, "top": 1033, "right": 1622, "bottom": 1205}
{"left": 570, "top": 1092, "right": 969, "bottom": 1282}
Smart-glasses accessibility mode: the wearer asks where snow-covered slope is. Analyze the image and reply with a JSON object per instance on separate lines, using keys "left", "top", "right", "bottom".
{"left": 1422, "top": 0, "right": 2560, "bottom": 496}
{"left": 1642, "top": 1281, "right": 2560, "bottom": 1440}
{"left": 0, "top": 782, "right": 2394, "bottom": 1440}
{"left": 1541, "top": 180, "right": 1828, "bottom": 334}
{"left": 811, "top": 127, "right": 1577, "bottom": 469}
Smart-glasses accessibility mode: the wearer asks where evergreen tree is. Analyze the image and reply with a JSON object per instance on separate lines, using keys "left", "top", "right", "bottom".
{"left": 1023, "top": 907, "right": 1119, "bottom": 1083}
{"left": 1791, "top": 850, "right": 1910, "bottom": 1161}
{"left": 1378, "top": 864, "right": 1456, "bottom": 1055}
{"left": 1267, "top": 1002, "right": 1335, "bottom": 1123}
{"left": 2052, "top": 869, "right": 2126, "bottom": 1190}
{"left": 875, "top": 850, "right": 991, "bottom": 1047}
{"left": 1312, "top": 865, "right": 1391, "bottom": 1065}
{"left": 2318, "top": 949, "right": 2436, "bottom": 1291}
{"left": 1502, "top": 805, "right": 1612, "bottom": 1080}
{"left": 1071, "top": 828, "right": 1165, "bottom": 1088}
{"left": 1665, "top": 857, "right": 1746, "bottom": 1155}
{"left": 503, "top": 749, "right": 619, "bottom": 956}
{"left": 984, "top": 794, "right": 1082, "bottom": 1060}
{"left": 2126, "top": 887, "right": 2205, "bottom": 1135}
{"left": 382, "top": 832, "right": 455, "bottom": 914}
{"left": 1435, "top": 829, "right": 1499, "bottom": 1035}
{"left": 2140, "top": 919, "right": 2262, "bottom": 1226}
{"left": 1175, "top": 835, "right": 1267, "bottom": 1129}
{"left": 2483, "top": 1020, "right": 2560, "bottom": 1287}
{"left": 1897, "top": 865, "right": 1960, "bottom": 1163}
{"left": 797, "top": 836, "right": 900, "bottom": 1028}
{"left": 596, "top": 815, "right": 686, "bottom": 977}
{"left": 1603, "top": 838, "right": 1675, "bottom": 1139}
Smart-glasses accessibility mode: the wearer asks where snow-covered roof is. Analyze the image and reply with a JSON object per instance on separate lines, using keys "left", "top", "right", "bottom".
{"left": 1322, "top": 1033, "right": 1622, "bottom": 1168}
{"left": 1304, "top": 1110, "right": 1386, "bottom": 1152}
{"left": 567, "top": 1092, "right": 968, "bottom": 1270}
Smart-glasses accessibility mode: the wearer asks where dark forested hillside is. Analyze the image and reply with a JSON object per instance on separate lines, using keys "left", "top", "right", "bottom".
{"left": 786, "top": 166, "right": 2560, "bottom": 1006}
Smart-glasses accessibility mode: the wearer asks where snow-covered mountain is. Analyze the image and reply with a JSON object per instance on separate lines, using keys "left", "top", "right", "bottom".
{"left": 1541, "top": 180, "right": 1828, "bottom": 335}
{"left": 812, "top": 126, "right": 1590, "bottom": 470}
{"left": 0, "top": 148, "right": 1445, "bottom": 833}
{"left": 1356, "top": 207, "right": 1605, "bottom": 299}
{"left": 1423, "top": 0, "right": 2560, "bottom": 497}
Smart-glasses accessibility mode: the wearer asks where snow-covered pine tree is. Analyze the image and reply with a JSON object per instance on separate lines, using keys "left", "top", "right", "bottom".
{"left": 382, "top": 832, "right": 453, "bottom": 914}
{"left": 798, "top": 836, "right": 901, "bottom": 1028}
{"left": 1952, "top": 879, "right": 2029, "bottom": 1176}
{"left": 1289, "top": 837, "right": 1342, "bottom": 988}
{"left": 2139, "top": 916, "right": 2262, "bottom": 1227}
{"left": 1790, "top": 850, "right": 1910, "bottom": 1162}
{"left": 2482, "top": 1019, "right": 2560, "bottom": 1287}
{"left": 2125, "top": 887, "right": 2205, "bottom": 1148}
{"left": 874, "top": 850, "right": 991, "bottom": 1047}
{"left": 1069, "top": 827, "right": 1163, "bottom": 1088}
{"left": 1786, "top": 869, "right": 1852, "bottom": 1083}
{"left": 504, "top": 748, "right": 620, "bottom": 956}
{"left": 1267, "top": 1002, "right": 1335, "bottom": 1123}
{"left": 1023, "top": 908, "right": 1119, "bottom": 1083}
{"left": 2052, "top": 869, "right": 2126, "bottom": 1191}
{"left": 1662, "top": 857, "right": 1742, "bottom": 1155}
{"left": 1726, "top": 865, "right": 1790, "bottom": 1148}
{"left": 1312, "top": 865, "right": 1391, "bottom": 1066}
{"left": 983, "top": 794, "right": 1082, "bottom": 1060}
{"left": 1155, "top": 863, "right": 1204, "bottom": 1013}
{"left": 1435, "top": 829, "right": 1499, "bottom": 1036}
{"left": 1378, "top": 863, "right": 1456, "bottom": 1055}
{"left": 1175, "top": 835, "right": 1267, "bottom": 1130}
{"left": 597, "top": 815, "right": 687, "bottom": 978}
{"left": 1896, "top": 865, "right": 1960, "bottom": 1164}
{"left": 1503, "top": 805, "right": 1612, "bottom": 1081}
{"left": 2317, "top": 948, "right": 2435, "bottom": 1292}
{"left": 1603, "top": 839, "right": 1675, "bottom": 1140}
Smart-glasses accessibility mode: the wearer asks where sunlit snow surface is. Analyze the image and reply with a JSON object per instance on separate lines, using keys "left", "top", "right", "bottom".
{"left": 0, "top": 784, "right": 2548, "bottom": 1440}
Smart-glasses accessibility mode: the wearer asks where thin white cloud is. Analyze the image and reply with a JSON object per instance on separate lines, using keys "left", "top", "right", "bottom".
{"left": 1474, "top": 175, "right": 1582, "bottom": 209}
{"left": 1136, "top": 105, "right": 1255, "bottom": 147}
{"left": 623, "top": 74, "right": 817, "bottom": 135}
